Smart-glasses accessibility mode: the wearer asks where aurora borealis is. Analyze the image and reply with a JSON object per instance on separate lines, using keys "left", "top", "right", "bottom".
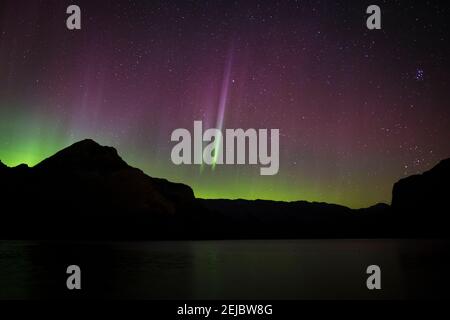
{"left": 1, "top": 0, "right": 449, "bottom": 208}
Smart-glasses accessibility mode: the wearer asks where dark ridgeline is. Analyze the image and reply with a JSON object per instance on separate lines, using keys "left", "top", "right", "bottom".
{"left": 0, "top": 139, "right": 448, "bottom": 239}
{"left": 391, "top": 158, "right": 450, "bottom": 236}
{"left": 392, "top": 158, "right": 450, "bottom": 211}
{"left": 0, "top": 140, "right": 199, "bottom": 239}
{"left": 0, "top": 161, "right": 7, "bottom": 174}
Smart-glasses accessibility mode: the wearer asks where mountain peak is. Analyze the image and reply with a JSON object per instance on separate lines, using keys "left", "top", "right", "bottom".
{"left": 72, "top": 138, "right": 101, "bottom": 147}
{"left": 35, "top": 139, "right": 129, "bottom": 173}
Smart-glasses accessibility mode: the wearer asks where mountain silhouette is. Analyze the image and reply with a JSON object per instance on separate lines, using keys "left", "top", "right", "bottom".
{"left": 0, "top": 139, "right": 448, "bottom": 239}
{"left": 0, "top": 139, "right": 198, "bottom": 239}
{"left": 35, "top": 139, "right": 195, "bottom": 211}
{"left": 393, "top": 158, "right": 450, "bottom": 211}
{"left": 391, "top": 158, "right": 450, "bottom": 236}
{"left": 35, "top": 139, "right": 129, "bottom": 173}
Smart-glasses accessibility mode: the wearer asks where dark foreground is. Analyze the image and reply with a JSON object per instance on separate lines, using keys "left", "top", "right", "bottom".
{"left": 1, "top": 239, "right": 449, "bottom": 300}
{"left": 1, "top": 140, "right": 450, "bottom": 239}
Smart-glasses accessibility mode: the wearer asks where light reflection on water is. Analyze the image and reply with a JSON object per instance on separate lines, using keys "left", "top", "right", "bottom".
{"left": 0, "top": 240, "right": 448, "bottom": 299}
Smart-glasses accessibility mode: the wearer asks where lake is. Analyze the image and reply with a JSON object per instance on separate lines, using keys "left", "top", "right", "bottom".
{"left": 0, "top": 240, "right": 449, "bottom": 299}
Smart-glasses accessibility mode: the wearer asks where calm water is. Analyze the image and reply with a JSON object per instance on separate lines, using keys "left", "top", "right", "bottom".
{"left": 0, "top": 240, "right": 449, "bottom": 299}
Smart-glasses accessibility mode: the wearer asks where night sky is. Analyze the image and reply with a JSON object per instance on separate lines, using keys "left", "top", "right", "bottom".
{"left": 0, "top": 0, "right": 449, "bottom": 208}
